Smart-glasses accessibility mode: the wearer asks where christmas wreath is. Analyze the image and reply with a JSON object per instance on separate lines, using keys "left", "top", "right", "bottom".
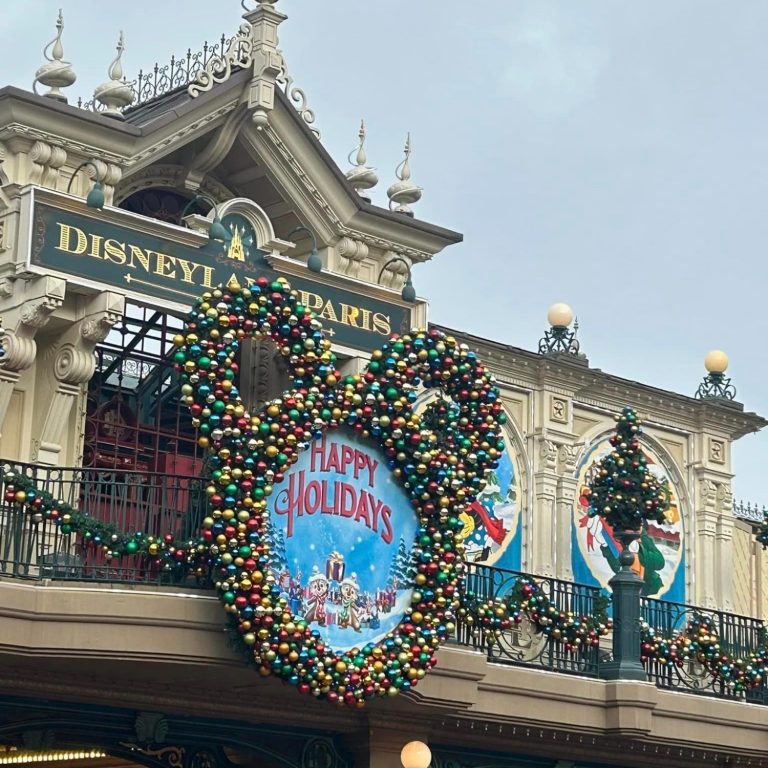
{"left": 5, "top": 275, "right": 506, "bottom": 706}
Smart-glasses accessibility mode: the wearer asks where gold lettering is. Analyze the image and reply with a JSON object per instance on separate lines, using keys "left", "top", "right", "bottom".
{"left": 319, "top": 300, "right": 338, "bottom": 323}
{"left": 88, "top": 234, "right": 104, "bottom": 258}
{"left": 299, "top": 291, "right": 323, "bottom": 312}
{"left": 340, "top": 304, "right": 361, "bottom": 328}
{"left": 56, "top": 223, "right": 88, "bottom": 255}
{"left": 372, "top": 312, "right": 391, "bottom": 336}
{"left": 360, "top": 308, "right": 372, "bottom": 331}
{"left": 201, "top": 266, "right": 215, "bottom": 289}
{"left": 152, "top": 251, "right": 177, "bottom": 279}
{"left": 127, "top": 245, "right": 151, "bottom": 272}
{"left": 177, "top": 258, "right": 201, "bottom": 284}
{"left": 103, "top": 239, "right": 126, "bottom": 265}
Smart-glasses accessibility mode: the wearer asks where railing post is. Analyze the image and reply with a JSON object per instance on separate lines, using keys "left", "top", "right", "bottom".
{"left": 601, "top": 530, "right": 647, "bottom": 681}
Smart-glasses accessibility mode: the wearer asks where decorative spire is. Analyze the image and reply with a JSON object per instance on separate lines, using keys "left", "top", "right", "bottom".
{"left": 346, "top": 120, "right": 379, "bottom": 203}
{"left": 387, "top": 134, "right": 423, "bottom": 216}
{"left": 93, "top": 32, "right": 135, "bottom": 119}
{"left": 33, "top": 10, "right": 77, "bottom": 103}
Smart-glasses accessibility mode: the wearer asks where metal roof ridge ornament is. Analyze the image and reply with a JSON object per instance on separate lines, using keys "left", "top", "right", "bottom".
{"left": 93, "top": 32, "right": 136, "bottom": 119}
{"left": 346, "top": 120, "right": 378, "bottom": 202}
{"left": 275, "top": 54, "right": 321, "bottom": 139}
{"left": 387, "top": 134, "right": 422, "bottom": 216}
{"left": 187, "top": 22, "right": 255, "bottom": 98}
{"left": 33, "top": 9, "right": 77, "bottom": 104}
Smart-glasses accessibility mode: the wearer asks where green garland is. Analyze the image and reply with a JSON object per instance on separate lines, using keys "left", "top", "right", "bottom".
{"left": 2, "top": 471, "right": 209, "bottom": 578}
{"left": 459, "top": 577, "right": 611, "bottom": 652}
{"left": 641, "top": 613, "right": 768, "bottom": 692}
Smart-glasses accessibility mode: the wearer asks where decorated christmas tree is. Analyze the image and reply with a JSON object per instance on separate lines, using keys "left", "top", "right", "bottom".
{"left": 587, "top": 406, "right": 669, "bottom": 533}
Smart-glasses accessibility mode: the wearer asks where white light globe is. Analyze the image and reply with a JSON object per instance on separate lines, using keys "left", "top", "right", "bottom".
{"left": 401, "top": 742, "right": 431, "bottom": 768}
{"left": 704, "top": 350, "right": 729, "bottom": 374}
{"left": 547, "top": 302, "right": 574, "bottom": 329}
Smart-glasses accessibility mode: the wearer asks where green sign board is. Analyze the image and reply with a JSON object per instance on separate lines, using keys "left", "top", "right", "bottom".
{"left": 29, "top": 200, "right": 412, "bottom": 350}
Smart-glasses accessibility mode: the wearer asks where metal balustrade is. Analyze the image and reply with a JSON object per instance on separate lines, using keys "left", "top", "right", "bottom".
{"left": 641, "top": 597, "right": 768, "bottom": 704}
{"left": 0, "top": 459, "right": 209, "bottom": 587}
{"left": 1, "top": 459, "right": 767, "bottom": 705}
{"left": 455, "top": 564, "right": 605, "bottom": 677}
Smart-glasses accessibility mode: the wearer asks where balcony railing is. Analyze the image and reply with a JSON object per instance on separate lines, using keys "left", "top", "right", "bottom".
{"left": 455, "top": 564, "right": 605, "bottom": 678}
{"left": 0, "top": 458, "right": 767, "bottom": 705}
{"left": 641, "top": 597, "right": 768, "bottom": 704}
{"left": 0, "top": 459, "right": 208, "bottom": 587}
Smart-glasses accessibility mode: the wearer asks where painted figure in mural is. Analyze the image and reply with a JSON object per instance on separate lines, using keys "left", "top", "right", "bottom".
{"left": 339, "top": 573, "right": 362, "bottom": 632}
{"left": 458, "top": 451, "right": 518, "bottom": 563}
{"left": 587, "top": 516, "right": 665, "bottom": 596}
{"left": 304, "top": 567, "right": 329, "bottom": 626}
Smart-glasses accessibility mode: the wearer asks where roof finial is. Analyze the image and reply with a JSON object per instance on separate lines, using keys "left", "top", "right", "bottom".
{"left": 93, "top": 31, "right": 135, "bottom": 119}
{"left": 387, "top": 133, "right": 422, "bottom": 217}
{"left": 33, "top": 9, "right": 77, "bottom": 103}
{"left": 346, "top": 119, "right": 379, "bottom": 203}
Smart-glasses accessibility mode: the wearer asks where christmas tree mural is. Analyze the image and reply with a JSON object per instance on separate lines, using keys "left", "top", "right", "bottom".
{"left": 265, "top": 520, "right": 288, "bottom": 575}
{"left": 388, "top": 536, "right": 414, "bottom": 587}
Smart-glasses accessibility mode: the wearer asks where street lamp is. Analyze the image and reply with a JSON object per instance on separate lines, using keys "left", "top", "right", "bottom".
{"left": 181, "top": 194, "right": 230, "bottom": 243}
{"left": 66, "top": 161, "right": 105, "bottom": 210}
{"left": 287, "top": 226, "right": 322, "bottom": 273}
{"left": 538, "top": 302, "right": 580, "bottom": 355}
{"left": 400, "top": 742, "right": 431, "bottom": 768}
{"left": 378, "top": 256, "right": 416, "bottom": 303}
{"left": 695, "top": 350, "right": 737, "bottom": 400}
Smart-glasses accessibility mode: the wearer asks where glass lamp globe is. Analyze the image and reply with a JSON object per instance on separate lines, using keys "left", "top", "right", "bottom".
{"left": 547, "top": 303, "right": 573, "bottom": 329}
{"left": 400, "top": 742, "right": 431, "bottom": 768}
{"left": 704, "top": 350, "right": 729, "bottom": 374}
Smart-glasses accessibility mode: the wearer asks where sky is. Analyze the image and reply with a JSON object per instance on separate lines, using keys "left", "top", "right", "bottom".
{"left": 2, "top": 1, "right": 767, "bottom": 504}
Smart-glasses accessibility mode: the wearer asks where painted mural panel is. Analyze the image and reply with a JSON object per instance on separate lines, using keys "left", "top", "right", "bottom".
{"left": 460, "top": 428, "right": 522, "bottom": 571}
{"left": 267, "top": 431, "right": 417, "bottom": 652}
{"left": 572, "top": 438, "right": 685, "bottom": 601}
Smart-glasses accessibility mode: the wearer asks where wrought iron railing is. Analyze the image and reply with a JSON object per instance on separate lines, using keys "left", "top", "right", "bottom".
{"left": 641, "top": 597, "right": 768, "bottom": 704}
{"left": 0, "top": 459, "right": 209, "bottom": 588}
{"left": 733, "top": 499, "right": 766, "bottom": 525}
{"left": 455, "top": 564, "right": 605, "bottom": 677}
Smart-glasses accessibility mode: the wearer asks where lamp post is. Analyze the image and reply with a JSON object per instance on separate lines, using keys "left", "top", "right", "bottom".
{"left": 538, "top": 302, "right": 579, "bottom": 355}
{"left": 287, "top": 226, "right": 322, "bottom": 273}
{"left": 400, "top": 742, "right": 431, "bottom": 768}
{"left": 181, "top": 194, "right": 230, "bottom": 243}
{"left": 377, "top": 256, "right": 416, "bottom": 303}
{"left": 66, "top": 161, "right": 105, "bottom": 210}
{"left": 695, "top": 350, "right": 737, "bottom": 400}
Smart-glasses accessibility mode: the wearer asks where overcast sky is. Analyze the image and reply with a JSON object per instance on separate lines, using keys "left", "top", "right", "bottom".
{"left": 2, "top": 1, "right": 768, "bottom": 504}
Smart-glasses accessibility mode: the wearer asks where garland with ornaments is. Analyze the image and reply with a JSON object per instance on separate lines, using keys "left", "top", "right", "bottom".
{"left": 459, "top": 576, "right": 611, "bottom": 652}
{"left": 641, "top": 613, "right": 768, "bottom": 693}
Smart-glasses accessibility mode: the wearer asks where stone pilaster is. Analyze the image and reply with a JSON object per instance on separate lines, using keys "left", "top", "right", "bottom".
{"left": 555, "top": 444, "right": 578, "bottom": 581}
{"left": 31, "top": 291, "right": 123, "bottom": 466}
{"left": 694, "top": 477, "right": 719, "bottom": 608}
{"left": 0, "top": 275, "right": 67, "bottom": 438}
{"left": 715, "top": 482, "right": 734, "bottom": 611}
{"left": 531, "top": 437, "right": 558, "bottom": 576}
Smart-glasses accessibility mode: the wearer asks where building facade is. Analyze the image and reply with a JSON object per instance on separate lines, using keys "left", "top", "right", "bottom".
{"left": 1, "top": 3, "right": 768, "bottom": 767}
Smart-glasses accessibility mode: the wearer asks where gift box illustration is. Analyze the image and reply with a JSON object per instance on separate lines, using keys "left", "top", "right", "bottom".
{"left": 326, "top": 551, "right": 345, "bottom": 582}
